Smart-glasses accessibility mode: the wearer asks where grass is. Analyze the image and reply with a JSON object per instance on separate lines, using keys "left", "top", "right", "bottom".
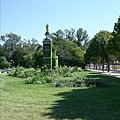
{"left": 0, "top": 71, "right": 120, "bottom": 120}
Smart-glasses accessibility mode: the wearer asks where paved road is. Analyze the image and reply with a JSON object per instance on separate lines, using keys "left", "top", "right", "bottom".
{"left": 86, "top": 69, "right": 120, "bottom": 78}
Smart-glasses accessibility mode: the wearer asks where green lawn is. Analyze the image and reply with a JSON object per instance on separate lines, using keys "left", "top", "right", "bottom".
{"left": 0, "top": 71, "right": 120, "bottom": 120}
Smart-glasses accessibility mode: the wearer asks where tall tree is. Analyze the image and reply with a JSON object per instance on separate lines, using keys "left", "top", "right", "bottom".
{"left": 107, "top": 16, "right": 120, "bottom": 60}
{"left": 12, "top": 47, "right": 27, "bottom": 67}
{"left": 85, "top": 30, "right": 112, "bottom": 71}
{"left": 23, "top": 53, "right": 34, "bottom": 68}
{"left": 51, "top": 30, "right": 86, "bottom": 67}
{"left": 1, "top": 33, "right": 21, "bottom": 60}
{"left": 22, "top": 38, "right": 38, "bottom": 53}
{"left": 76, "top": 28, "right": 89, "bottom": 50}
{"left": 0, "top": 45, "right": 6, "bottom": 57}
{"left": 33, "top": 45, "right": 43, "bottom": 68}
{"left": 52, "top": 29, "right": 64, "bottom": 38}
{"left": 71, "top": 47, "right": 85, "bottom": 67}
{"left": 64, "top": 28, "right": 75, "bottom": 41}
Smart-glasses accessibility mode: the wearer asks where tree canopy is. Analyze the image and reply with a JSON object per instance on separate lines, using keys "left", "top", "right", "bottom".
{"left": 107, "top": 16, "right": 120, "bottom": 60}
{"left": 85, "top": 30, "right": 113, "bottom": 71}
{"left": 0, "top": 16, "right": 119, "bottom": 69}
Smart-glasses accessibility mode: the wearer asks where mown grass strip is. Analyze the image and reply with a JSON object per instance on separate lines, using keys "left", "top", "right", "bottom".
{"left": 0, "top": 71, "right": 120, "bottom": 120}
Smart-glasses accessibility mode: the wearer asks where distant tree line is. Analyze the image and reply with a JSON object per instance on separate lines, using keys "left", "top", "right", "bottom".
{"left": 0, "top": 16, "right": 120, "bottom": 70}
{"left": 0, "top": 27, "right": 88, "bottom": 69}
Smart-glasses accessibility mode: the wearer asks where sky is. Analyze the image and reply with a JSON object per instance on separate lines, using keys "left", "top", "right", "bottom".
{"left": 1, "top": 0, "right": 120, "bottom": 44}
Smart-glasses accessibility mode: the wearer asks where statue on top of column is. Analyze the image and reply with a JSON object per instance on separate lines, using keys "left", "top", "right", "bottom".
{"left": 45, "top": 23, "right": 50, "bottom": 38}
{"left": 46, "top": 24, "right": 49, "bottom": 32}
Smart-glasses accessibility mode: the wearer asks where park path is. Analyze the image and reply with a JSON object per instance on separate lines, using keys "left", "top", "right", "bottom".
{"left": 86, "top": 69, "right": 120, "bottom": 78}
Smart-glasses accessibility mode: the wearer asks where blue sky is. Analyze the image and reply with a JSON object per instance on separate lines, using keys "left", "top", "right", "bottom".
{"left": 1, "top": 0, "right": 120, "bottom": 44}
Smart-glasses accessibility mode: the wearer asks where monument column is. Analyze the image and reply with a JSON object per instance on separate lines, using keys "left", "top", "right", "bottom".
{"left": 43, "top": 24, "right": 52, "bottom": 70}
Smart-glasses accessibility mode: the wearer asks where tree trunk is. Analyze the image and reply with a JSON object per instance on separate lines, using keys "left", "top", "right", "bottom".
{"left": 102, "top": 61, "right": 104, "bottom": 71}
{"left": 94, "top": 63, "right": 95, "bottom": 69}
{"left": 99, "top": 61, "right": 101, "bottom": 70}
{"left": 107, "top": 60, "right": 110, "bottom": 72}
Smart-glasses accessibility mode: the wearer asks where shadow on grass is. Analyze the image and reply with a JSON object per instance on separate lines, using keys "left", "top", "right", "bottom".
{"left": 43, "top": 75, "right": 120, "bottom": 120}
{"left": 86, "top": 73, "right": 120, "bottom": 87}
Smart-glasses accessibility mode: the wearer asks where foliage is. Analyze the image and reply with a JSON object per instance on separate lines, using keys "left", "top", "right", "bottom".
{"left": 52, "top": 29, "right": 64, "bottom": 38}
{"left": 85, "top": 16, "right": 120, "bottom": 70}
{"left": 1, "top": 33, "right": 22, "bottom": 60}
{"left": 76, "top": 28, "right": 89, "bottom": 50}
{"left": 71, "top": 47, "right": 85, "bottom": 65}
{"left": 1, "top": 16, "right": 119, "bottom": 68}
{"left": 12, "top": 47, "right": 27, "bottom": 67}
{"left": 64, "top": 28, "right": 76, "bottom": 41}
{"left": 53, "top": 77, "right": 109, "bottom": 88}
{"left": 0, "top": 45, "right": 6, "bottom": 57}
{"left": 0, "top": 56, "right": 10, "bottom": 69}
{"left": 51, "top": 28, "right": 87, "bottom": 67}
{"left": 0, "top": 27, "right": 89, "bottom": 68}
{"left": 54, "top": 39, "right": 77, "bottom": 66}
{"left": 84, "top": 30, "right": 112, "bottom": 71}
{"left": 22, "top": 38, "right": 39, "bottom": 53}
{"left": 56, "top": 65, "right": 71, "bottom": 75}
{"left": 9, "top": 66, "right": 109, "bottom": 88}
{"left": 23, "top": 53, "right": 34, "bottom": 68}
{"left": 12, "top": 66, "right": 26, "bottom": 77}
{"left": 24, "top": 73, "right": 53, "bottom": 84}
{"left": 107, "top": 16, "right": 120, "bottom": 60}
{"left": 33, "top": 46, "right": 43, "bottom": 68}
{"left": 1, "top": 33, "right": 40, "bottom": 68}
{"left": 9, "top": 66, "right": 38, "bottom": 78}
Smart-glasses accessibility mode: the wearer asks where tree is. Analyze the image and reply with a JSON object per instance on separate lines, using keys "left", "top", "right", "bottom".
{"left": 71, "top": 47, "right": 85, "bottom": 67}
{"left": 76, "top": 28, "right": 89, "bottom": 50}
{"left": 12, "top": 47, "right": 27, "bottom": 67}
{"left": 107, "top": 16, "right": 120, "bottom": 60}
{"left": 51, "top": 28, "right": 88, "bottom": 67}
{"left": 33, "top": 45, "right": 43, "bottom": 68}
{"left": 1, "top": 33, "right": 21, "bottom": 60}
{"left": 52, "top": 29, "right": 64, "bottom": 38}
{"left": 51, "top": 30, "right": 86, "bottom": 66}
{"left": 84, "top": 38, "right": 100, "bottom": 67}
{"left": 0, "top": 45, "right": 6, "bottom": 57}
{"left": 54, "top": 39, "right": 77, "bottom": 66}
{"left": 22, "top": 38, "right": 38, "bottom": 53}
{"left": 85, "top": 30, "right": 112, "bottom": 71}
{"left": 0, "top": 56, "right": 10, "bottom": 69}
{"left": 64, "top": 28, "right": 75, "bottom": 41}
{"left": 23, "top": 53, "right": 34, "bottom": 68}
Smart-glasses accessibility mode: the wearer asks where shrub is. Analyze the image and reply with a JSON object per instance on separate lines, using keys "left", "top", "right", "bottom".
{"left": 85, "top": 78, "right": 109, "bottom": 87}
{"left": 24, "top": 77, "right": 33, "bottom": 84}
{"left": 9, "top": 67, "right": 41, "bottom": 78}
{"left": 25, "top": 76, "right": 42, "bottom": 84}
{"left": 10, "top": 66, "right": 109, "bottom": 88}
{"left": 52, "top": 77, "right": 109, "bottom": 88}
{"left": 8, "top": 70, "right": 15, "bottom": 76}
{"left": 72, "top": 67, "right": 83, "bottom": 72}
{"left": 84, "top": 78, "right": 96, "bottom": 87}
{"left": 0, "top": 57, "right": 10, "bottom": 69}
{"left": 13, "top": 66, "right": 25, "bottom": 77}
{"left": 73, "top": 80, "right": 85, "bottom": 87}
{"left": 53, "top": 81, "right": 64, "bottom": 87}
{"left": 23, "top": 69, "right": 35, "bottom": 78}
{"left": 95, "top": 80, "right": 109, "bottom": 87}
{"left": 25, "top": 76, "right": 53, "bottom": 84}
{"left": 56, "top": 66, "right": 70, "bottom": 75}
{"left": 63, "top": 73, "right": 73, "bottom": 77}
{"left": 44, "top": 77, "right": 53, "bottom": 83}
